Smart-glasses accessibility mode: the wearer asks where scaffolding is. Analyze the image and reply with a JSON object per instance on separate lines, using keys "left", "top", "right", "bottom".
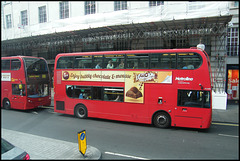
{"left": 1, "top": 15, "right": 232, "bottom": 93}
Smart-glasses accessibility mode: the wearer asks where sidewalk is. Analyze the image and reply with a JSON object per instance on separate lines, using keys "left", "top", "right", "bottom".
{"left": 1, "top": 129, "right": 101, "bottom": 160}
{"left": 212, "top": 103, "right": 239, "bottom": 124}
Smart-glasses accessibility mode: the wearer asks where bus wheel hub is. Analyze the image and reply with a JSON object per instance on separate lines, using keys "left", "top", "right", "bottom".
{"left": 157, "top": 115, "right": 166, "bottom": 124}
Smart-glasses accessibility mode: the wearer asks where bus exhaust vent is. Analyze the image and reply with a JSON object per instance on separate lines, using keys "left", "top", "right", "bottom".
{"left": 56, "top": 101, "right": 65, "bottom": 110}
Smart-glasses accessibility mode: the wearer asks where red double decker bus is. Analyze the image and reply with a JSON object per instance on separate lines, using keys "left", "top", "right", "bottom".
{"left": 54, "top": 48, "right": 212, "bottom": 129}
{"left": 1, "top": 56, "right": 51, "bottom": 110}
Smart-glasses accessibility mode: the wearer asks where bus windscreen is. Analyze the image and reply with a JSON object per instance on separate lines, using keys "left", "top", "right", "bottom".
{"left": 23, "top": 58, "right": 48, "bottom": 75}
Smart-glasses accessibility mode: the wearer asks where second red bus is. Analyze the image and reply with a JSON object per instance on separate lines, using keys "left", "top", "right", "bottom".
{"left": 1, "top": 56, "right": 51, "bottom": 110}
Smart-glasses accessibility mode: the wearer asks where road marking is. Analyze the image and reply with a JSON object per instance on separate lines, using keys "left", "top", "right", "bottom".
{"left": 105, "top": 151, "right": 149, "bottom": 160}
{"left": 31, "top": 111, "right": 38, "bottom": 115}
{"left": 212, "top": 122, "right": 239, "bottom": 127}
{"left": 218, "top": 134, "right": 238, "bottom": 138}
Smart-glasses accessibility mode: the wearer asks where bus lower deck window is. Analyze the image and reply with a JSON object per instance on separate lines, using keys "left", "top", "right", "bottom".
{"left": 178, "top": 90, "right": 210, "bottom": 108}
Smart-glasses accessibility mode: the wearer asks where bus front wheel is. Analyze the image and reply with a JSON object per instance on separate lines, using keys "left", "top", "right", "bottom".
{"left": 153, "top": 112, "right": 171, "bottom": 128}
{"left": 3, "top": 98, "right": 11, "bottom": 110}
{"left": 74, "top": 104, "right": 88, "bottom": 119}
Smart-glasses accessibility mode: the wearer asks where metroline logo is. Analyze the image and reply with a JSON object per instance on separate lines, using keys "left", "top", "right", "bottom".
{"left": 175, "top": 77, "right": 193, "bottom": 81}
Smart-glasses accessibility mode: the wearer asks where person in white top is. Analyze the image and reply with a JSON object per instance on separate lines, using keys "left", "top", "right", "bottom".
{"left": 106, "top": 60, "right": 114, "bottom": 69}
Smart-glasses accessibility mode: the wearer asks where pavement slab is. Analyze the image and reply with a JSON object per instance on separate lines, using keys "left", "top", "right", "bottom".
{"left": 1, "top": 128, "right": 101, "bottom": 160}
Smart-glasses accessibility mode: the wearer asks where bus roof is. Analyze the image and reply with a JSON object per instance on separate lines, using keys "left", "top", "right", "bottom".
{"left": 1, "top": 55, "right": 45, "bottom": 60}
{"left": 56, "top": 48, "right": 205, "bottom": 58}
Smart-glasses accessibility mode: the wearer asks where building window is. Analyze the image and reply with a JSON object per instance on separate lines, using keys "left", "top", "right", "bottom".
{"left": 114, "top": 1, "right": 127, "bottom": 11}
{"left": 85, "top": 1, "right": 95, "bottom": 15}
{"left": 39, "top": 6, "right": 47, "bottom": 23}
{"left": 188, "top": 1, "right": 205, "bottom": 10}
{"left": 6, "top": 14, "right": 12, "bottom": 29}
{"left": 21, "top": 10, "right": 28, "bottom": 26}
{"left": 149, "top": 1, "right": 164, "bottom": 7}
{"left": 227, "top": 27, "right": 239, "bottom": 56}
{"left": 234, "top": 1, "right": 239, "bottom": 7}
{"left": 59, "top": 1, "right": 69, "bottom": 19}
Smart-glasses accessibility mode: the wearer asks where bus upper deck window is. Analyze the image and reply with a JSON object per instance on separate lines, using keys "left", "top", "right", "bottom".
{"left": 103, "top": 54, "right": 125, "bottom": 69}
{"left": 126, "top": 54, "right": 149, "bottom": 69}
{"left": 1, "top": 60, "right": 10, "bottom": 70}
{"left": 150, "top": 53, "right": 176, "bottom": 69}
{"left": 57, "top": 57, "right": 74, "bottom": 69}
{"left": 74, "top": 56, "right": 92, "bottom": 69}
{"left": 177, "top": 53, "right": 202, "bottom": 69}
{"left": 11, "top": 59, "right": 21, "bottom": 70}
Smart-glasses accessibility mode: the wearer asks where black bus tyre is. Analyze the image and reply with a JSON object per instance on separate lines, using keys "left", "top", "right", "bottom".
{"left": 153, "top": 112, "right": 171, "bottom": 128}
{"left": 3, "top": 98, "right": 11, "bottom": 110}
{"left": 74, "top": 104, "right": 88, "bottom": 119}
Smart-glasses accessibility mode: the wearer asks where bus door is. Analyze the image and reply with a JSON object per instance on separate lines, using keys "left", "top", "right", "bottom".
{"left": 11, "top": 84, "right": 26, "bottom": 109}
{"left": 174, "top": 90, "right": 211, "bottom": 128}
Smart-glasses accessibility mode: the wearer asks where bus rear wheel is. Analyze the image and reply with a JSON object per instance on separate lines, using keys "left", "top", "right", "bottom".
{"left": 153, "top": 112, "right": 171, "bottom": 128}
{"left": 74, "top": 104, "right": 88, "bottom": 119}
{"left": 3, "top": 98, "right": 11, "bottom": 110}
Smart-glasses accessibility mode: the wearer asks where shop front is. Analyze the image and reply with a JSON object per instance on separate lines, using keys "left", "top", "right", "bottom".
{"left": 226, "top": 64, "right": 239, "bottom": 103}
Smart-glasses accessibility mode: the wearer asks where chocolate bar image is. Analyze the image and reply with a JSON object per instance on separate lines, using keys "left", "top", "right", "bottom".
{"left": 126, "top": 87, "right": 142, "bottom": 99}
